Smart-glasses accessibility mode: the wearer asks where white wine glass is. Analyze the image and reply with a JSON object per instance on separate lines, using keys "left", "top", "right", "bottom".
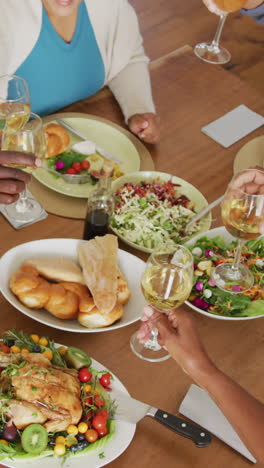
{"left": 194, "top": 13, "right": 231, "bottom": 65}
{"left": 130, "top": 243, "right": 193, "bottom": 362}
{"left": 2, "top": 112, "right": 46, "bottom": 223}
{"left": 0, "top": 74, "right": 30, "bottom": 145}
{"left": 213, "top": 171, "right": 264, "bottom": 292}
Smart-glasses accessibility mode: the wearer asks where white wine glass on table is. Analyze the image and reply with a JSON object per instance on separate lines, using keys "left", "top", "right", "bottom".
{"left": 130, "top": 243, "right": 193, "bottom": 362}
{"left": 0, "top": 74, "right": 30, "bottom": 143}
{"left": 2, "top": 112, "right": 46, "bottom": 223}
{"left": 194, "top": 0, "right": 246, "bottom": 64}
{"left": 213, "top": 169, "right": 264, "bottom": 292}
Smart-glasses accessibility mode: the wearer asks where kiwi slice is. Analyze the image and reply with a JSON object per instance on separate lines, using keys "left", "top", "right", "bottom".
{"left": 21, "top": 424, "right": 48, "bottom": 455}
{"left": 64, "top": 346, "right": 92, "bottom": 370}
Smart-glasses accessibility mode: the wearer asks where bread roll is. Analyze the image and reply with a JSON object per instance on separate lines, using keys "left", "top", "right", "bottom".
{"left": 45, "top": 284, "right": 79, "bottom": 320}
{"left": 23, "top": 258, "right": 85, "bottom": 284}
{"left": 45, "top": 123, "right": 70, "bottom": 158}
{"left": 9, "top": 270, "right": 51, "bottom": 309}
{"left": 78, "top": 302, "right": 124, "bottom": 329}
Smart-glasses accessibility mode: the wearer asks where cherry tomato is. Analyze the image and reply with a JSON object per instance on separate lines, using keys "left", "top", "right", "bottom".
{"left": 92, "top": 415, "right": 107, "bottom": 431}
{"left": 95, "top": 409, "right": 109, "bottom": 420}
{"left": 97, "top": 426, "right": 109, "bottom": 438}
{"left": 78, "top": 368, "right": 93, "bottom": 383}
{"left": 85, "top": 429, "right": 98, "bottom": 443}
{"left": 0, "top": 343, "right": 10, "bottom": 354}
{"left": 72, "top": 162, "right": 81, "bottom": 172}
{"left": 99, "top": 372, "right": 112, "bottom": 388}
{"left": 0, "top": 368, "right": 3, "bottom": 373}
{"left": 81, "top": 160, "right": 90, "bottom": 170}
{"left": 94, "top": 394, "right": 105, "bottom": 408}
{"left": 84, "top": 396, "right": 93, "bottom": 406}
{"left": 66, "top": 168, "right": 77, "bottom": 175}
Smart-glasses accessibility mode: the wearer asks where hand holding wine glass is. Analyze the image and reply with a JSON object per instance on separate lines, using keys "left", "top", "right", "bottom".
{"left": 130, "top": 243, "right": 193, "bottom": 362}
{"left": 2, "top": 112, "right": 46, "bottom": 222}
{"left": 213, "top": 168, "right": 264, "bottom": 292}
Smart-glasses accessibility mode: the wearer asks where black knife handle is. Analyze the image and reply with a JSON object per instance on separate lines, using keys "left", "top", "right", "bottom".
{"left": 152, "top": 409, "right": 212, "bottom": 447}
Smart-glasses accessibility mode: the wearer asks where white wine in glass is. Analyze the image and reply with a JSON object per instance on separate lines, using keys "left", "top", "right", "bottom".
{"left": 194, "top": 0, "right": 246, "bottom": 65}
{"left": 130, "top": 243, "right": 193, "bottom": 362}
{"left": 213, "top": 171, "right": 264, "bottom": 292}
{"left": 2, "top": 112, "right": 46, "bottom": 223}
{"left": 0, "top": 74, "right": 30, "bottom": 146}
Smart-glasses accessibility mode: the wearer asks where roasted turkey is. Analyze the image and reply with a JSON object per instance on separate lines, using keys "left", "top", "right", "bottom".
{"left": 0, "top": 352, "right": 82, "bottom": 432}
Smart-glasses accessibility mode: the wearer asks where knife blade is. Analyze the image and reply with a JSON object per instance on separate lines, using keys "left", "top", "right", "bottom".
{"left": 56, "top": 118, "right": 122, "bottom": 164}
{"left": 114, "top": 391, "right": 212, "bottom": 447}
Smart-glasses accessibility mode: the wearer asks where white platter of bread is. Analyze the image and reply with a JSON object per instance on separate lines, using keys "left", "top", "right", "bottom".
{"left": 0, "top": 235, "right": 146, "bottom": 332}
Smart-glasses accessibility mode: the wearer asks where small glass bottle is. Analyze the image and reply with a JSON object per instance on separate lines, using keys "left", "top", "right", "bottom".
{"left": 83, "top": 161, "right": 115, "bottom": 240}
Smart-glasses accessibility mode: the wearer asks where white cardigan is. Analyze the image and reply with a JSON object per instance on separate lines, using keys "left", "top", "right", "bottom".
{"left": 0, "top": 0, "right": 155, "bottom": 121}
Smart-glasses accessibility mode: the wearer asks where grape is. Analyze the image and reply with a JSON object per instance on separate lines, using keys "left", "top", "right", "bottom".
{"left": 3, "top": 422, "right": 19, "bottom": 441}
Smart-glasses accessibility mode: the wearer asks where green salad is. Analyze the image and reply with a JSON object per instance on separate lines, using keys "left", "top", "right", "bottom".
{"left": 187, "top": 236, "right": 264, "bottom": 317}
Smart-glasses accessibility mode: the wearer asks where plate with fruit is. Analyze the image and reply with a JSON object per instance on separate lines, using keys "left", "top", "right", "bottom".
{"left": 0, "top": 330, "right": 136, "bottom": 468}
{"left": 185, "top": 227, "right": 264, "bottom": 320}
{"left": 33, "top": 114, "right": 142, "bottom": 198}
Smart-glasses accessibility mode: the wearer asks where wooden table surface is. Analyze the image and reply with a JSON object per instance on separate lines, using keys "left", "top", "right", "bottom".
{"left": 0, "top": 46, "right": 263, "bottom": 468}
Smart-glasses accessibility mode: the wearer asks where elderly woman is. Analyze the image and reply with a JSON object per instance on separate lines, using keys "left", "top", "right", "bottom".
{"left": 0, "top": 0, "right": 160, "bottom": 144}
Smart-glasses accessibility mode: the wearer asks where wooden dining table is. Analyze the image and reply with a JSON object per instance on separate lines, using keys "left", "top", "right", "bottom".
{"left": 0, "top": 45, "right": 263, "bottom": 468}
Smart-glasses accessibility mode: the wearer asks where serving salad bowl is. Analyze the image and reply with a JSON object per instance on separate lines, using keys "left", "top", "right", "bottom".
{"left": 110, "top": 171, "right": 211, "bottom": 253}
{"left": 185, "top": 227, "right": 264, "bottom": 320}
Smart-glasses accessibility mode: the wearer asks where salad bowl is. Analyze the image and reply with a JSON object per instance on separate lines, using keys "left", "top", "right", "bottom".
{"left": 111, "top": 171, "right": 211, "bottom": 253}
{"left": 185, "top": 227, "right": 264, "bottom": 320}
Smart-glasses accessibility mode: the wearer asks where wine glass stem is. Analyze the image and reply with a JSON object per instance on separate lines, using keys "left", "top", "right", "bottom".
{"left": 232, "top": 239, "right": 244, "bottom": 271}
{"left": 211, "top": 14, "right": 228, "bottom": 48}
{"left": 16, "top": 188, "right": 30, "bottom": 212}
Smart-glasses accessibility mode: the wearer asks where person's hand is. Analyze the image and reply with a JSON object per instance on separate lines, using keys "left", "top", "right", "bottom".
{"left": 128, "top": 113, "right": 161, "bottom": 144}
{"left": 232, "top": 167, "right": 264, "bottom": 195}
{"left": 0, "top": 151, "right": 41, "bottom": 204}
{"left": 137, "top": 306, "right": 216, "bottom": 383}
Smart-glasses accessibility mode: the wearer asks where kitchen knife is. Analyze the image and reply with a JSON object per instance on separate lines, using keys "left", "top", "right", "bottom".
{"left": 114, "top": 391, "right": 212, "bottom": 447}
{"left": 56, "top": 118, "right": 122, "bottom": 164}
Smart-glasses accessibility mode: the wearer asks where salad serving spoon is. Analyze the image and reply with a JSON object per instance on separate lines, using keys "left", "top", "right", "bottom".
{"left": 181, "top": 194, "right": 224, "bottom": 237}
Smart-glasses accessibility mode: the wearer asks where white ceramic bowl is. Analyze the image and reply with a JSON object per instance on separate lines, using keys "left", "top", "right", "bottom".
{"left": 111, "top": 171, "right": 211, "bottom": 253}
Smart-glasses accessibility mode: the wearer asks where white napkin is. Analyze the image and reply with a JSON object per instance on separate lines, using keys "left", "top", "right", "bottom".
{"left": 179, "top": 384, "right": 256, "bottom": 463}
{"left": 201, "top": 105, "right": 264, "bottom": 148}
{"left": 0, "top": 190, "right": 48, "bottom": 229}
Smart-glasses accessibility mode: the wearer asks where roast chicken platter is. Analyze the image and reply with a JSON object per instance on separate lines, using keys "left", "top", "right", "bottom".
{"left": 9, "top": 234, "right": 131, "bottom": 329}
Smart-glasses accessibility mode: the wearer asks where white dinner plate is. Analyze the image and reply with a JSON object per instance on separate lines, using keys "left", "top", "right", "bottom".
{"left": 0, "top": 239, "right": 146, "bottom": 332}
{"left": 0, "top": 353, "right": 136, "bottom": 468}
{"left": 185, "top": 226, "right": 264, "bottom": 321}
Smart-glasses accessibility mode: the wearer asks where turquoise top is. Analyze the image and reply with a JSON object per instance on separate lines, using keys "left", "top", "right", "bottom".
{"left": 15, "top": 2, "right": 105, "bottom": 116}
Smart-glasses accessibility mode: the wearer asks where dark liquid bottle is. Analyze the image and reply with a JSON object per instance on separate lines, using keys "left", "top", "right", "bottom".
{"left": 83, "top": 161, "right": 114, "bottom": 241}
{"left": 83, "top": 209, "right": 109, "bottom": 240}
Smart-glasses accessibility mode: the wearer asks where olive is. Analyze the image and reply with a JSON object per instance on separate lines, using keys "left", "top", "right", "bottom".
{"left": 70, "top": 441, "right": 89, "bottom": 452}
{"left": 4, "top": 339, "right": 15, "bottom": 347}
{"left": 32, "top": 344, "right": 41, "bottom": 353}
{"left": 77, "top": 433, "right": 86, "bottom": 442}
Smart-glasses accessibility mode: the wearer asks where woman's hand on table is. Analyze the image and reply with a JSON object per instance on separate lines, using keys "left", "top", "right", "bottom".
{"left": 0, "top": 151, "right": 41, "bottom": 204}
{"left": 128, "top": 113, "right": 161, "bottom": 144}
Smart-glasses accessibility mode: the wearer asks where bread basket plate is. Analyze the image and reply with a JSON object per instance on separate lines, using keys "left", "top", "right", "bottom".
{"left": 0, "top": 239, "right": 146, "bottom": 333}
{"left": 185, "top": 226, "right": 264, "bottom": 321}
{"left": 0, "top": 349, "right": 136, "bottom": 468}
{"left": 111, "top": 171, "right": 211, "bottom": 253}
{"left": 33, "top": 114, "right": 142, "bottom": 198}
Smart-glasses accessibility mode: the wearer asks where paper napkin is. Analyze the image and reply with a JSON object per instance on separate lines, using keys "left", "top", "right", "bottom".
{"left": 0, "top": 190, "right": 48, "bottom": 229}
{"left": 201, "top": 105, "right": 264, "bottom": 148}
{"left": 179, "top": 384, "right": 256, "bottom": 463}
